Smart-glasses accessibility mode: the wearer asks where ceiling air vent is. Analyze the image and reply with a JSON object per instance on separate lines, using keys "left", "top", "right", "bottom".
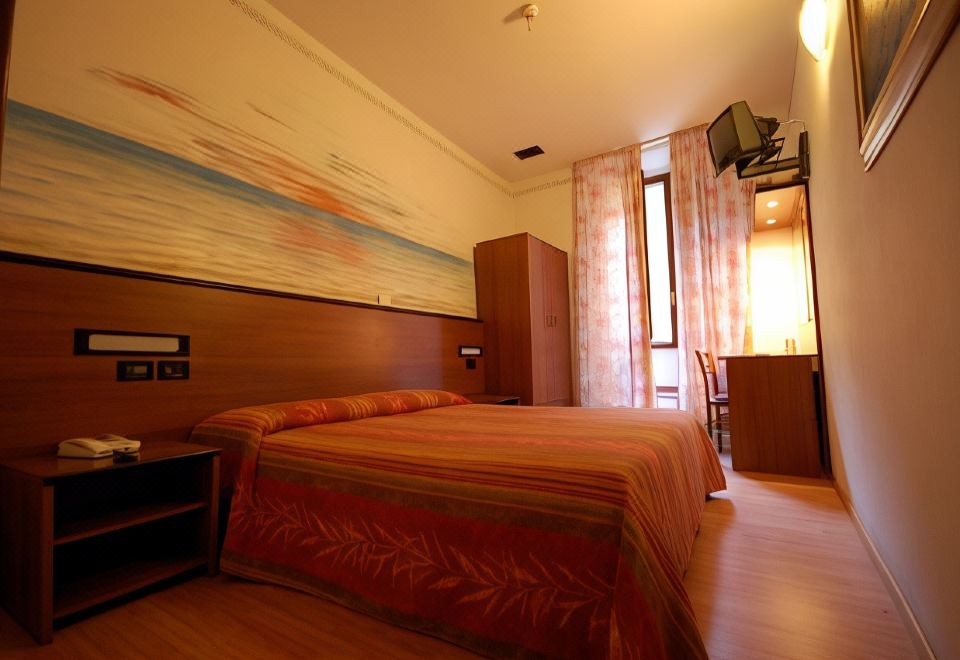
{"left": 513, "top": 145, "right": 544, "bottom": 160}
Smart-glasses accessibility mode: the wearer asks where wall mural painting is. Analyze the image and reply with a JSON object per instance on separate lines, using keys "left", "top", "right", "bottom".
{"left": 0, "top": 0, "right": 476, "bottom": 317}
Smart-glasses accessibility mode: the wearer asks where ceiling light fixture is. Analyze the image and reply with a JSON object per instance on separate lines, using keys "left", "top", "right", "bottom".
{"left": 766, "top": 218, "right": 777, "bottom": 225}
{"left": 766, "top": 200, "right": 779, "bottom": 208}
{"left": 522, "top": 4, "right": 539, "bottom": 31}
{"left": 800, "top": 0, "right": 828, "bottom": 61}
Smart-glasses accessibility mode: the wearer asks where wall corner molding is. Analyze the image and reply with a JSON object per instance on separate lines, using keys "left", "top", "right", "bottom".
{"left": 512, "top": 176, "right": 572, "bottom": 198}
{"left": 834, "top": 482, "right": 936, "bottom": 660}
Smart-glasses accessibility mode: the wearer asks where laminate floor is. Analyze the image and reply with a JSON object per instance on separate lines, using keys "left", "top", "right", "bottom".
{"left": 0, "top": 455, "right": 917, "bottom": 659}
{"left": 686, "top": 453, "right": 917, "bottom": 659}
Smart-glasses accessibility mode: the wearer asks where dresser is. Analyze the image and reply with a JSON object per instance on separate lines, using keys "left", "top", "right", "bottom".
{"left": 725, "top": 354, "right": 822, "bottom": 477}
{"left": 474, "top": 233, "right": 571, "bottom": 406}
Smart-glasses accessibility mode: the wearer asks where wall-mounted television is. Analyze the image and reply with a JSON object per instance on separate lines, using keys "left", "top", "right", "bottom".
{"left": 707, "top": 101, "right": 809, "bottom": 180}
{"left": 706, "top": 101, "right": 765, "bottom": 177}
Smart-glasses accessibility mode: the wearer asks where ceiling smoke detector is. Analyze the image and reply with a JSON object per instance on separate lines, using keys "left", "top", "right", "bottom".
{"left": 522, "top": 4, "right": 539, "bottom": 31}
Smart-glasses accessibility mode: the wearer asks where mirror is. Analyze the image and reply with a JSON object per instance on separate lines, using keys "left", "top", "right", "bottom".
{"left": 750, "top": 184, "right": 818, "bottom": 355}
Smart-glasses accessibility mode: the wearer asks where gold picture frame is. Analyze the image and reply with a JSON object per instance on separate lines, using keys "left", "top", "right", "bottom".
{"left": 847, "top": 0, "right": 960, "bottom": 170}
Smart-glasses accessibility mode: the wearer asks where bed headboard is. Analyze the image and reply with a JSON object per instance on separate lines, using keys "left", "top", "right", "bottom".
{"left": 0, "top": 258, "right": 485, "bottom": 455}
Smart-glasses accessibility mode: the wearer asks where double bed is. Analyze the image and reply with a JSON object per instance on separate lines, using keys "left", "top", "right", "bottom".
{"left": 191, "top": 390, "right": 725, "bottom": 658}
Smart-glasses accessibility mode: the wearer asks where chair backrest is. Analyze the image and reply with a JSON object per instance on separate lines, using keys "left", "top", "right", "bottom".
{"left": 695, "top": 350, "right": 720, "bottom": 399}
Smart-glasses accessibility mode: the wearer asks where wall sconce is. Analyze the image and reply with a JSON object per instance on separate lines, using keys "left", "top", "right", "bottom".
{"left": 458, "top": 346, "right": 483, "bottom": 357}
{"left": 74, "top": 329, "right": 190, "bottom": 355}
{"left": 800, "top": 0, "right": 828, "bottom": 61}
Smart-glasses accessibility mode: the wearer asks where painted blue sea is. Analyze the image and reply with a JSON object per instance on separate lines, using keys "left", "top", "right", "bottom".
{"left": 0, "top": 101, "right": 476, "bottom": 317}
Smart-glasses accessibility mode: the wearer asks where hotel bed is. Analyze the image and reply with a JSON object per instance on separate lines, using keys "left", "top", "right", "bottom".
{"left": 190, "top": 390, "right": 725, "bottom": 659}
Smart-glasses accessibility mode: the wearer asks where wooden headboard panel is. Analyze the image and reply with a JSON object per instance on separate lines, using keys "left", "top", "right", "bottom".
{"left": 0, "top": 259, "right": 484, "bottom": 454}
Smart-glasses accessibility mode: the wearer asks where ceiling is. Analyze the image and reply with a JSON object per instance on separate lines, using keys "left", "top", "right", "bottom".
{"left": 268, "top": 0, "right": 802, "bottom": 183}
{"left": 755, "top": 185, "right": 803, "bottom": 232}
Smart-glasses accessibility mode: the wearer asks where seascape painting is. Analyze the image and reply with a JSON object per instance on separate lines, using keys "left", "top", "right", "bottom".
{"left": 0, "top": 0, "right": 478, "bottom": 316}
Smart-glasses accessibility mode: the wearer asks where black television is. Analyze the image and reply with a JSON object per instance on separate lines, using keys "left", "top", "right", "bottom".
{"left": 706, "top": 101, "right": 766, "bottom": 177}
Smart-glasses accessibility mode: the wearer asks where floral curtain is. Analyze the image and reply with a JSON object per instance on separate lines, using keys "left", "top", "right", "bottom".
{"left": 572, "top": 144, "right": 655, "bottom": 408}
{"left": 670, "top": 125, "right": 755, "bottom": 422}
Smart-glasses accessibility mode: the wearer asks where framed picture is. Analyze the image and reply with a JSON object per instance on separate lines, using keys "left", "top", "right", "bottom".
{"left": 847, "top": 0, "right": 960, "bottom": 170}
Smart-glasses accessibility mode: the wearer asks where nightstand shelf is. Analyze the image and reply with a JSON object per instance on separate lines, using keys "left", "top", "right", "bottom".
{"left": 55, "top": 555, "right": 209, "bottom": 619}
{"left": 0, "top": 441, "right": 220, "bottom": 644}
{"left": 54, "top": 501, "right": 207, "bottom": 546}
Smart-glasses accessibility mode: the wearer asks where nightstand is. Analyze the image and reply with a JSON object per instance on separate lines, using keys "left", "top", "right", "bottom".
{"left": 0, "top": 441, "right": 220, "bottom": 644}
{"left": 464, "top": 393, "right": 521, "bottom": 405}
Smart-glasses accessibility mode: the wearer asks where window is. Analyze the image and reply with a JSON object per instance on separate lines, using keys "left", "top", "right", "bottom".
{"left": 643, "top": 174, "right": 677, "bottom": 347}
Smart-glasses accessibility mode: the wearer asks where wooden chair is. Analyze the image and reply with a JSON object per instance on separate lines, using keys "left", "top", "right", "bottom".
{"left": 695, "top": 350, "right": 729, "bottom": 452}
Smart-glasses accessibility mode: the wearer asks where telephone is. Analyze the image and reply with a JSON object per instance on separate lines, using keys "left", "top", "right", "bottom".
{"left": 58, "top": 434, "right": 141, "bottom": 459}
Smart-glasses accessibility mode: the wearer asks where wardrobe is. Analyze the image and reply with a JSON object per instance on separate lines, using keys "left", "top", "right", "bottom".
{"left": 474, "top": 233, "right": 571, "bottom": 406}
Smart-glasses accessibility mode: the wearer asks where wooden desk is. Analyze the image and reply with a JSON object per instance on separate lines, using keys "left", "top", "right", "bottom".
{"left": 723, "top": 355, "right": 822, "bottom": 477}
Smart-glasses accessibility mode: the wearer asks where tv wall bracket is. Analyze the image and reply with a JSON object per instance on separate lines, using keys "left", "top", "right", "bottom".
{"left": 737, "top": 118, "right": 810, "bottom": 181}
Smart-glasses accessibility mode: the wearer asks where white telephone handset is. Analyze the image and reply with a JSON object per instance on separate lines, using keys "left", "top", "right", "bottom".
{"left": 58, "top": 434, "right": 141, "bottom": 459}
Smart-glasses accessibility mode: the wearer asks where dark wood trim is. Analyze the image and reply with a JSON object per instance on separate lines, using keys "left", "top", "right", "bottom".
{"left": 0, "top": 0, "right": 15, "bottom": 180}
{"left": 755, "top": 179, "right": 808, "bottom": 194}
{"left": 0, "top": 259, "right": 485, "bottom": 454}
{"left": 643, "top": 173, "right": 678, "bottom": 348}
{"left": 0, "top": 251, "right": 480, "bottom": 323}
{"left": 801, "top": 182, "right": 831, "bottom": 476}
{"left": 755, "top": 181, "right": 830, "bottom": 475}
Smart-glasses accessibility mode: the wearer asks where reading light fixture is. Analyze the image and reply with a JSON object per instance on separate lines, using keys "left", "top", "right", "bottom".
{"left": 74, "top": 329, "right": 190, "bottom": 355}
{"left": 800, "top": 0, "right": 828, "bottom": 61}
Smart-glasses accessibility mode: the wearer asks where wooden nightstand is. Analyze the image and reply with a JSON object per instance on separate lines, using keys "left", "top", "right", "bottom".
{"left": 0, "top": 441, "right": 220, "bottom": 644}
{"left": 464, "top": 393, "right": 521, "bottom": 405}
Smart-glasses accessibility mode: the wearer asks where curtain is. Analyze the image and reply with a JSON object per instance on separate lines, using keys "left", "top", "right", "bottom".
{"left": 669, "top": 125, "right": 755, "bottom": 423}
{"left": 572, "top": 144, "right": 655, "bottom": 408}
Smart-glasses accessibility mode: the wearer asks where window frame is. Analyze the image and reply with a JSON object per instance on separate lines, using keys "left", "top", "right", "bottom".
{"left": 642, "top": 173, "right": 678, "bottom": 348}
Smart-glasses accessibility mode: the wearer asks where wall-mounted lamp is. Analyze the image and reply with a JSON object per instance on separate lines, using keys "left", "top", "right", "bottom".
{"left": 74, "top": 329, "right": 190, "bottom": 355}
{"left": 800, "top": 0, "right": 828, "bottom": 61}
{"left": 459, "top": 346, "right": 482, "bottom": 371}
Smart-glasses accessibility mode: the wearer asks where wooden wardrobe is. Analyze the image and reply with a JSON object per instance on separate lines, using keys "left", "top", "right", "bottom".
{"left": 474, "top": 233, "right": 571, "bottom": 406}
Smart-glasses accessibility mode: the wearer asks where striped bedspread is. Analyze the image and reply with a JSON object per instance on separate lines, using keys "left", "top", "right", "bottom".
{"left": 191, "top": 390, "right": 725, "bottom": 659}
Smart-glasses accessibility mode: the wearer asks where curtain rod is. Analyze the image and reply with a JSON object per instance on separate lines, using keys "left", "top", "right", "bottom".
{"left": 640, "top": 135, "right": 669, "bottom": 151}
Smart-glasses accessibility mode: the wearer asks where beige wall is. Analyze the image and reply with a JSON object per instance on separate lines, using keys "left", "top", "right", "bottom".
{"left": 789, "top": 5, "right": 960, "bottom": 657}
{"left": 513, "top": 169, "right": 574, "bottom": 253}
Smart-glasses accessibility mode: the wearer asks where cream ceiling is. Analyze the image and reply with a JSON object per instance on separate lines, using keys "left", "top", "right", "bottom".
{"left": 755, "top": 185, "right": 803, "bottom": 232}
{"left": 268, "top": 0, "right": 802, "bottom": 182}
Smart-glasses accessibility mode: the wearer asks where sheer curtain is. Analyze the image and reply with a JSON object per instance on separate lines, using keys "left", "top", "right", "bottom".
{"left": 669, "top": 125, "right": 755, "bottom": 422}
{"left": 572, "top": 144, "right": 655, "bottom": 408}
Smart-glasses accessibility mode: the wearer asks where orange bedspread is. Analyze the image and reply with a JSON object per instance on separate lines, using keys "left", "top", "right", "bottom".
{"left": 191, "top": 390, "right": 725, "bottom": 658}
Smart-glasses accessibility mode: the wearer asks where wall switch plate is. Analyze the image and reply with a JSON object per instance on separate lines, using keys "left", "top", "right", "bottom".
{"left": 378, "top": 294, "right": 392, "bottom": 306}
{"left": 117, "top": 360, "right": 153, "bottom": 381}
{"left": 158, "top": 360, "right": 190, "bottom": 380}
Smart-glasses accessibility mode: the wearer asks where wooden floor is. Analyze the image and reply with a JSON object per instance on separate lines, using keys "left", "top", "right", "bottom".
{"left": 686, "top": 454, "right": 916, "bottom": 659}
{"left": 0, "top": 455, "right": 917, "bottom": 659}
